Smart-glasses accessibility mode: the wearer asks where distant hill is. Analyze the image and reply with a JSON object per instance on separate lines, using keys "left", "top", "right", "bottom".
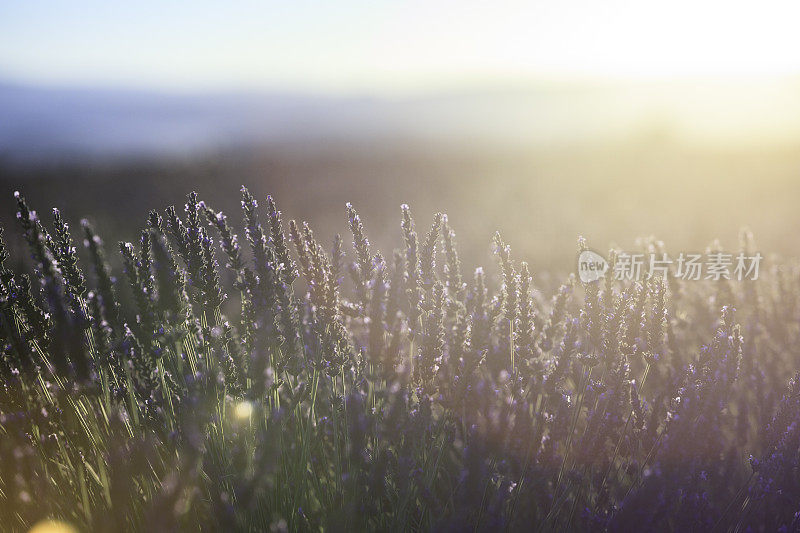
{"left": 2, "top": 78, "right": 800, "bottom": 161}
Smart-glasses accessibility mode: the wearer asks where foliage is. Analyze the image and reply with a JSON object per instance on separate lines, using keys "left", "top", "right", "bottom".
{"left": 0, "top": 189, "right": 798, "bottom": 531}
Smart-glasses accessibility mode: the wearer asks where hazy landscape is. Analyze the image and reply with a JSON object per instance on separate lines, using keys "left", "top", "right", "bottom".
{"left": 4, "top": 78, "right": 800, "bottom": 275}
{"left": 4, "top": 2, "right": 800, "bottom": 531}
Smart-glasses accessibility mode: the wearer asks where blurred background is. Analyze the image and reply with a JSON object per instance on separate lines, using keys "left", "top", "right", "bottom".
{"left": 2, "top": 1, "right": 800, "bottom": 273}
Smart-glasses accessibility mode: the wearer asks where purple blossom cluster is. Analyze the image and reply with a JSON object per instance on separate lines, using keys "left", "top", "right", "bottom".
{"left": 0, "top": 189, "right": 797, "bottom": 531}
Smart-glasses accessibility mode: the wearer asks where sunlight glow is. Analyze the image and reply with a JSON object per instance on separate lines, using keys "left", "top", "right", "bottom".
{"left": 234, "top": 401, "right": 253, "bottom": 420}
{"left": 28, "top": 520, "right": 78, "bottom": 533}
{"left": 1, "top": 0, "right": 800, "bottom": 93}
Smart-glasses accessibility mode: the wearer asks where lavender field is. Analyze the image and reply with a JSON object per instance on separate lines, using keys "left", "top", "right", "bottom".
{"left": 0, "top": 179, "right": 798, "bottom": 531}
{"left": 7, "top": 0, "right": 800, "bottom": 530}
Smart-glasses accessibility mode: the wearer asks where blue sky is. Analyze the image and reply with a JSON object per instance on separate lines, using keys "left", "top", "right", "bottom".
{"left": 2, "top": 1, "right": 800, "bottom": 94}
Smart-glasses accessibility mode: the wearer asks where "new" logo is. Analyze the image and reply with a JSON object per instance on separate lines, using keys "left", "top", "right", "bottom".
{"left": 577, "top": 250, "right": 608, "bottom": 283}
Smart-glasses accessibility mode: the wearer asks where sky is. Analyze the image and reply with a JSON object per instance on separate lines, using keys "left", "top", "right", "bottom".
{"left": 3, "top": 1, "right": 800, "bottom": 95}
